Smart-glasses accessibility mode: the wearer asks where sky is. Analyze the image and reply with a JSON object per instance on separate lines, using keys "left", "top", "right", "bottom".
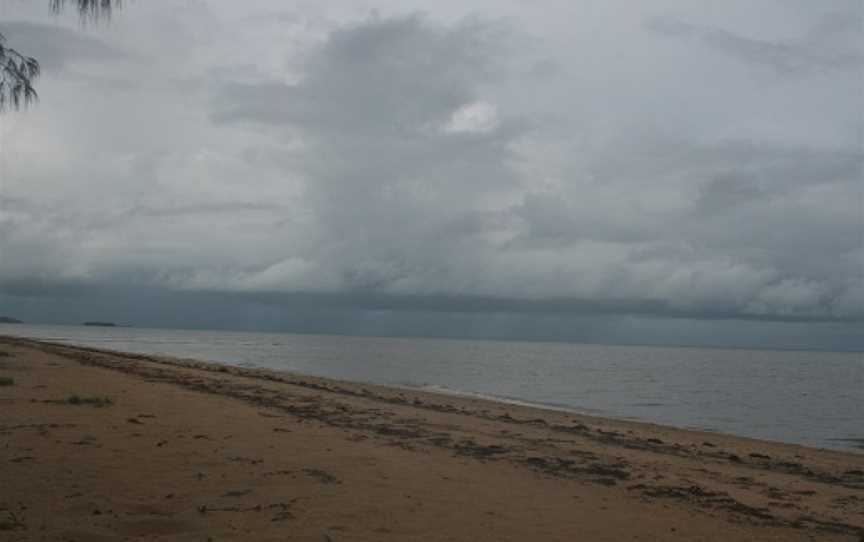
{"left": 0, "top": 0, "right": 862, "bottom": 350}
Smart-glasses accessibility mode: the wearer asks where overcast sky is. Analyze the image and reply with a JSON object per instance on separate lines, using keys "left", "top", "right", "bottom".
{"left": 0, "top": 1, "right": 861, "bottom": 349}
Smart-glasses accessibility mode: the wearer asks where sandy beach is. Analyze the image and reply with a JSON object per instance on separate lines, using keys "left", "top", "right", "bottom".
{"left": 1, "top": 336, "right": 862, "bottom": 541}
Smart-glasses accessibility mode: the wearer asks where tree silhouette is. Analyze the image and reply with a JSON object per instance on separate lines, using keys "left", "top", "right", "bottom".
{"left": 0, "top": 0, "right": 120, "bottom": 110}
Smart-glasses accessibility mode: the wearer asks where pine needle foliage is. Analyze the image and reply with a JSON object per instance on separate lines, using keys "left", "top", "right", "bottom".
{"left": 50, "top": 0, "right": 121, "bottom": 21}
{"left": 0, "top": 0, "right": 122, "bottom": 110}
{"left": 0, "top": 35, "right": 40, "bottom": 111}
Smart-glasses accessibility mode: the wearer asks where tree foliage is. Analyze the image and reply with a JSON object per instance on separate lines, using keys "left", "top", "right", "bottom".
{"left": 50, "top": 0, "right": 119, "bottom": 20}
{"left": 0, "top": 36, "right": 40, "bottom": 110}
{"left": 0, "top": 0, "right": 121, "bottom": 110}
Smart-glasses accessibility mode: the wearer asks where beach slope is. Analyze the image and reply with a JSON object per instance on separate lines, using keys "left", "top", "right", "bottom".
{"left": 1, "top": 337, "right": 862, "bottom": 541}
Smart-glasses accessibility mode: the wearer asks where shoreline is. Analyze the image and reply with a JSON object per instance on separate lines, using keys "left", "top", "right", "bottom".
{"left": 4, "top": 322, "right": 862, "bottom": 355}
{"left": 6, "top": 333, "right": 861, "bottom": 455}
{"left": 4, "top": 334, "right": 864, "bottom": 469}
{"left": 1, "top": 336, "right": 863, "bottom": 541}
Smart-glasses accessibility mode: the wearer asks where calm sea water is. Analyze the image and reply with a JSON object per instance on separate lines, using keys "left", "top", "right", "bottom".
{"left": 1, "top": 324, "right": 861, "bottom": 452}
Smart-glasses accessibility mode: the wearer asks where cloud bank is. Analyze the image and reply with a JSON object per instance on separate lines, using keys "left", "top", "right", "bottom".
{"left": 0, "top": 1, "right": 861, "bottom": 343}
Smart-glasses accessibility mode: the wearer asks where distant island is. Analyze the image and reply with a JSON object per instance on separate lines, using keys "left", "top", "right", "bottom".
{"left": 0, "top": 316, "right": 23, "bottom": 324}
{"left": 82, "top": 322, "right": 117, "bottom": 327}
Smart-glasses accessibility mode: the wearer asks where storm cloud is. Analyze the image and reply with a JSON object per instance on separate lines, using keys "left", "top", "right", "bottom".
{"left": 0, "top": 1, "right": 861, "bottom": 347}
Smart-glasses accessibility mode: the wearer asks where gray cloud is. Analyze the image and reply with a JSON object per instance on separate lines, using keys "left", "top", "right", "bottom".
{"left": 0, "top": 2, "right": 862, "bottom": 347}
{"left": 645, "top": 12, "right": 864, "bottom": 75}
{"left": 210, "top": 14, "right": 528, "bottom": 294}
{"left": 212, "top": 17, "right": 863, "bottom": 321}
{"left": 0, "top": 21, "right": 128, "bottom": 72}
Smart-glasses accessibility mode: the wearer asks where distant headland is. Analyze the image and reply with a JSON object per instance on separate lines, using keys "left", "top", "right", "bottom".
{"left": 82, "top": 322, "right": 118, "bottom": 327}
{"left": 0, "top": 316, "right": 23, "bottom": 324}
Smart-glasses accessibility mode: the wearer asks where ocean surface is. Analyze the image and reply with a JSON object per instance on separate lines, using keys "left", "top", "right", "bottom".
{"left": 1, "top": 324, "right": 862, "bottom": 452}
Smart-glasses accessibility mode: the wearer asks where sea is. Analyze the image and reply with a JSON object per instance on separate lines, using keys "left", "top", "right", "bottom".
{"left": 1, "top": 323, "right": 861, "bottom": 452}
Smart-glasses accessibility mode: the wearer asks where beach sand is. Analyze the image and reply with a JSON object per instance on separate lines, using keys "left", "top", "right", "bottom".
{"left": 1, "top": 336, "right": 862, "bottom": 541}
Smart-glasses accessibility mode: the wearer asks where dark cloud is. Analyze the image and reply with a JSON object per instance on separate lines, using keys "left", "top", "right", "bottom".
{"left": 2, "top": 286, "right": 862, "bottom": 351}
{"left": 211, "top": 14, "right": 528, "bottom": 297}
{"left": 0, "top": 3, "right": 861, "bottom": 348}
{"left": 214, "top": 15, "right": 506, "bottom": 130}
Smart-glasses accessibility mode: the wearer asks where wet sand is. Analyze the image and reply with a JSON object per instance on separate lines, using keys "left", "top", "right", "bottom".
{"left": 1, "top": 336, "right": 862, "bottom": 541}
